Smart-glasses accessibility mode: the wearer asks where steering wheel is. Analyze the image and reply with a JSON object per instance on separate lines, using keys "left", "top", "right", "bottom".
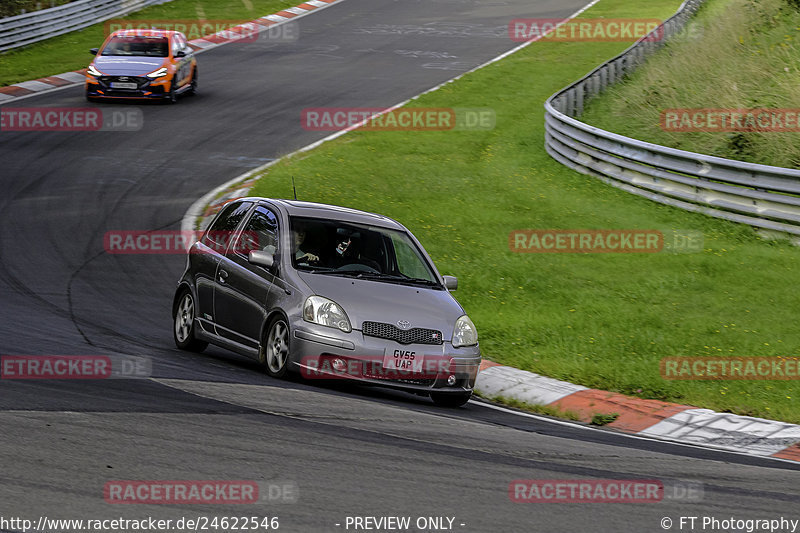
{"left": 336, "top": 263, "right": 380, "bottom": 273}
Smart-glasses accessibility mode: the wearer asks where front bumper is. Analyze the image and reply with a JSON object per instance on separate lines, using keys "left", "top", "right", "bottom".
{"left": 85, "top": 75, "right": 170, "bottom": 100}
{"left": 289, "top": 324, "right": 481, "bottom": 395}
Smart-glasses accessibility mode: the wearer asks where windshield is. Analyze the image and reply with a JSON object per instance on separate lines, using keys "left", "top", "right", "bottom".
{"left": 290, "top": 216, "right": 439, "bottom": 284}
{"left": 101, "top": 36, "right": 169, "bottom": 57}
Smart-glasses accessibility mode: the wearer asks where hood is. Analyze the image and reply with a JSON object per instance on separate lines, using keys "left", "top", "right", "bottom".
{"left": 297, "top": 272, "right": 465, "bottom": 339}
{"left": 92, "top": 56, "right": 166, "bottom": 76}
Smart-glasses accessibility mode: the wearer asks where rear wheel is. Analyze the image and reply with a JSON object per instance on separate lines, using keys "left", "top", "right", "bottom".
{"left": 173, "top": 289, "right": 207, "bottom": 352}
{"left": 261, "top": 317, "right": 291, "bottom": 378}
{"left": 431, "top": 391, "right": 472, "bottom": 408}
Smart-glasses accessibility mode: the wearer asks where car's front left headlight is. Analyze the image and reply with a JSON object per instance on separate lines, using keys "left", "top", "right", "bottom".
{"left": 87, "top": 65, "right": 103, "bottom": 77}
{"left": 452, "top": 315, "right": 478, "bottom": 348}
{"left": 146, "top": 67, "right": 169, "bottom": 79}
{"left": 303, "top": 296, "right": 351, "bottom": 333}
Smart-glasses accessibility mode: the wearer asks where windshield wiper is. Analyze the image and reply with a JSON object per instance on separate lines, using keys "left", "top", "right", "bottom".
{"left": 359, "top": 272, "right": 442, "bottom": 287}
{"left": 398, "top": 276, "right": 442, "bottom": 287}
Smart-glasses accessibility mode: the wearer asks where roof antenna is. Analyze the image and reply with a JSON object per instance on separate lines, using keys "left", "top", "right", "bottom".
{"left": 291, "top": 176, "right": 298, "bottom": 200}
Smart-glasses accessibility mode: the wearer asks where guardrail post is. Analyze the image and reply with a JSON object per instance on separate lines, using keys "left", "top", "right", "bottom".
{"left": 575, "top": 82, "right": 585, "bottom": 116}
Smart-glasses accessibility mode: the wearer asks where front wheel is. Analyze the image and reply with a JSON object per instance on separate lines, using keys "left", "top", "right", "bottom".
{"left": 187, "top": 68, "right": 198, "bottom": 95}
{"left": 431, "top": 391, "right": 472, "bottom": 408}
{"left": 165, "top": 78, "right": 178, "bottom": 104}
{"left": 261, "top": 317, "right": 291, "bottom": 378}
{"left": 173, "top": 290, "right": 207, "bottom": 352}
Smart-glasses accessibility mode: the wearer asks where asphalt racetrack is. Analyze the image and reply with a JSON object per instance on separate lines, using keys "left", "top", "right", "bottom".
{"left": 0, "top": 0, "right": 798, "bottom": 531}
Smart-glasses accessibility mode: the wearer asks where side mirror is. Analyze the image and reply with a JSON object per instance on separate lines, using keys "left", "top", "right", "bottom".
{"left": 90, "top": 48, "right": 99, "bottom": 55}
{"left": 249, "top": 250, "right": 274, "bottom": 270}
{"left": 443, "top": 275, "right": 458, "bottom": 291}
{"left": 174, "top": 50, "right": 186, "bottom": 58}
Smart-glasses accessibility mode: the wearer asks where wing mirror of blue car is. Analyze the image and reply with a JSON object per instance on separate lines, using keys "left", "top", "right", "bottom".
{"left": 90, "top": 48, "right": 99, "bottom": 55}
{"left": 248, "top": 250, "right": 274, "bottom": 270}
{"left": 175, "top": 50, "right": 186, "bottom": 58}
{"left": 443, "top": 275, "right": 458, "bottom": 291}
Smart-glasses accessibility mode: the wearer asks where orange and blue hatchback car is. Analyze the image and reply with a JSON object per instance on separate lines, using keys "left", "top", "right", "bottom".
{"left": 85, "top": 29, "right": 197, "bottom": 103}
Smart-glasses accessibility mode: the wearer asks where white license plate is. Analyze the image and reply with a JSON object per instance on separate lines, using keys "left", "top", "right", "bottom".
{"left": 111, "top": 82, "right": 137, "bottom": 89}
{"left": 383, "top": 348, "right": 424, "bottom": 373}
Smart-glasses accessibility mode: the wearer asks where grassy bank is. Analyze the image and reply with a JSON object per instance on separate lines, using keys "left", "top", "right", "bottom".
{"left": 246, "top": 0, "right": 800, "bottom": 423}
{"left": 1, "top": 1, "right": 74, "bottom": 19}
{"left": 0, "top": 0, "right": 296, "bottom": 87}
{"left": 581, "top": 0, "right": 800, "bottom": 168}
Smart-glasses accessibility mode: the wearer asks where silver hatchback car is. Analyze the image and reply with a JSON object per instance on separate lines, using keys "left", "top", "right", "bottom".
{"left": 173, "top": 198, "right": 481, "bottom": 406}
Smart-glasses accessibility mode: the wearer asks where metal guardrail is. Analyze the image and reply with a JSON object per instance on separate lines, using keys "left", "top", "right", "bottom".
{"left": 0, "top": 0, "right": 174, "bottom": 53}
{"left": 544, "top": 0, "right": 800, "bottom": 237}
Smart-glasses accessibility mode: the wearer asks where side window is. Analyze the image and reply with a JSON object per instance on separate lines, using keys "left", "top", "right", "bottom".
{"left": 201, "top": 201, "right": 253, "bottom": 253}
{"left": 176, "top": 34, "right": 188, "bottom": 51}
{"left": 172, "top": 36, "right": 182, "bottom": 55}
{"left": 235, "top": 206, "right": 279, "bottom": 258}
{"left": 391, "top": 234, "right": 429, "bottom": 279}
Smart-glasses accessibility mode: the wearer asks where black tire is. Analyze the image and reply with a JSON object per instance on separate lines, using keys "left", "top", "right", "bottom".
{"left": 187, "top": 68, "right": 197, "bottom": 95}
{"left": 430, "top": 391, "right": 472, "bottom": 408}
{"left": 173, "top": 289, "right": 207, "bottom": 352}
{"left": 261, "top": 317, "right": 291, "bottom": 378}
{"left": 165, "top": 78, "right": 178, "bottom": 104}
{"left": 86, "top": 93, "right": 98, "bottom": 103}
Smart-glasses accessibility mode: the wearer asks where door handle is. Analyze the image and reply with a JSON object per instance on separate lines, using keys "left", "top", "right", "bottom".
{"left": 218, "top": 270, "right": 228, "bottom": 283}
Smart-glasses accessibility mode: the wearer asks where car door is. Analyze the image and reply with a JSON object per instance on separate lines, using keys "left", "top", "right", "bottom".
{"left": 213, "top": 205, "right": 280, "bottom": 349}
{"left": 192, "top": 200, "right": 254, "bottom": 333}
{"left": 171, "top": 34, "right": 192, "bottom": 88}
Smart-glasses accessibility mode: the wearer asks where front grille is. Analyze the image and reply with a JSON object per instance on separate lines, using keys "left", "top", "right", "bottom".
{"left": 362, "top": 321, "right": 443, "bottom": 345}
{"left": 99, "top": 76, "right": 150, "bottom": 90}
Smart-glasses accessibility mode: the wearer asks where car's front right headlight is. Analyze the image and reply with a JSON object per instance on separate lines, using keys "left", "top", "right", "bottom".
{"left": 87, "top": 65, "right": 103, "bottom": 77}
{"left": 146, "top": 67, "right": 169, "bottom": 79}
{"left": 303, "top": 296, "right": 351, "bottom": 333}
{"left": 452, "top": 315, "right": 478, "bottom": 348}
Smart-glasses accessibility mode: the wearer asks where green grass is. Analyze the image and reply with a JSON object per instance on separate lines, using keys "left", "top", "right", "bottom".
{"left": 0, "top": 0, "right": 297, "bottom": 86}
{"left": 1, "top": 1, "right": 74, "bottom": 19}
{"left": 580, "top": 0, "right": 800, "bottom": 168}
{"left": 591, "top": 413, "right": 620, "bottom": 426}
{"left": 244, "top": 0, "right": 800, "bottom": 424}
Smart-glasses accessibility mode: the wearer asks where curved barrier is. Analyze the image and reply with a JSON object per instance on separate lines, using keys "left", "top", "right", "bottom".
{"left": 544, "top": 0, "right": 800, "bottom": 237}
{"left": 0, "top": 0, "right": 174, "bottom": 53}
